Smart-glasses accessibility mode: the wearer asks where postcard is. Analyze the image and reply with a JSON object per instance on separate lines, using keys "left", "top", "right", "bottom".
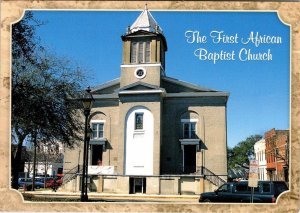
{"left": 1, "top": 1, "right": 299, "bottom": 212}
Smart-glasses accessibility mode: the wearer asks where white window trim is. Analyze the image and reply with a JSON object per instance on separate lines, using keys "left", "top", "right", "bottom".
{"left": 91, "top": 120, "right": 105, "bottom": 139}
{"left": 91, "top": 120, "right": 106, "bottom": 123}
{"left": 181, "top": 119, "right": 198, "bottom": 122}
{"left": 121, "top": 63, "right": 162, "bottom": 68}
{"left": 119, "top": 89, "right": 164, "bottom": 95}
{"left": 181, "top": 119, "right": 197, "bottom": 139}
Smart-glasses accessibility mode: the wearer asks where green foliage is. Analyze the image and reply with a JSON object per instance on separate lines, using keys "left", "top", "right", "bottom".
{"left": 12, "top": 11, "right": 37, "bottom": 63}
{"left": 12, "top": 53, "right": 85, "bottom": 146}
{"left": 11, "top": 11, "right": 86, "bottom": 189}
{"left": 227, "top": 135, "right": 262, "bottom": 170}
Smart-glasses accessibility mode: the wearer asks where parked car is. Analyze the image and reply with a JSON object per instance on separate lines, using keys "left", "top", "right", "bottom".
{"left": 18, "top": 178, "right": 45, "bottom": 190}
{"left": 18, "top": 178, "right": 31, "bottom": 188}
{"left": 45, "top": 176, "right": 63, "bottom": 188}
{"left": 199, "top": 181, "right": 288, "bottom": 203}
{"left": 35, "top": 177, "right": 52, "bottom": 183}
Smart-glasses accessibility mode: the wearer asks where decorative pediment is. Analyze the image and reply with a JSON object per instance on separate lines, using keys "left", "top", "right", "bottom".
{"left": 118, "top": 82, "right": 165, "bottom": 95}
{"left": 91, "top": 78, "right": 120, "bottom": 95}
{"left": 120, "top": 81, "right": 159, "bottom": 91}
{"left": 89, "top": 76, "right": 228, "bottom": 101}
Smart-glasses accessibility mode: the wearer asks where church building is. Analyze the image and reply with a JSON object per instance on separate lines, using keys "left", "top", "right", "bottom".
{"left": 63, "top": 7, "right": 229, "bottom": 195}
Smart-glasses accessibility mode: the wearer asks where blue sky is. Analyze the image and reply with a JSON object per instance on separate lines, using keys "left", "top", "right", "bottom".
{"left": 31, "top": 10, "right": 290, "bottom": 148}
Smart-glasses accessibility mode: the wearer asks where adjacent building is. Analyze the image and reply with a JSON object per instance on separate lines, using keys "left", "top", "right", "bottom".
{"left": 24, "top": 142, "right": 64, "bottom": 177}
{"left": 63, "top": 7, "right": 229, "bottom": 195}
{"left": 265, "top": 128, "right": 289, "bottom": 182}
{"left": 24, "top": 162, "right": 63, "bottom": 177}
{"left": 254, "top": 138, "right": 267, "bottom": 181}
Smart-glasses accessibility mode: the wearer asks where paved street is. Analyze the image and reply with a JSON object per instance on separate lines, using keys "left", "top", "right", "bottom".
{"left": 21, "top": 190, "right": 199, "bottom": 203}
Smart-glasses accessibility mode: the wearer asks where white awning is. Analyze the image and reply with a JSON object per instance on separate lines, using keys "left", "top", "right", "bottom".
{"left": 90, "top": 138, "right": 107, "bottom": 145}
{"left": 179, "top": 139, "right": 200, "bottom": 145}
{"left": 179, "top": 139, "right": 208, "bottom": 152}
{"left": 89, "top": 138, "right": 108, "bottom": 151}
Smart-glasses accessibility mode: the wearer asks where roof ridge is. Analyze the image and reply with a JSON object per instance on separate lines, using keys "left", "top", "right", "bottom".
{"left": 162, "top": 76, "right": 218, "bottom": 92}
{"left": 90, "top": 78, "right": 120, "bottom": 92}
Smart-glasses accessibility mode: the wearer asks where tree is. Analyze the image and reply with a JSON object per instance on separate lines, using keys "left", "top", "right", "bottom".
{"left": 227, "top": 135, "right": 262, "bottom": 170}
{"left": 11, "top": 11, "right": 85, "bottom": 189}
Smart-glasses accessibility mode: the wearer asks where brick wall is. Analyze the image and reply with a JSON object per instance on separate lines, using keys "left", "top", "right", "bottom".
{"left": 265, "top": 128, "right": 289, "bottom": 181}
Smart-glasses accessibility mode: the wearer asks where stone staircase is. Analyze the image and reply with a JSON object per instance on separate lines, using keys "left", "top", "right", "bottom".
{"left": 60, "top": 165, "right": 82, "bottom": 191}
{"left": 201, "top": 166, "right": 227, "bottom": 187}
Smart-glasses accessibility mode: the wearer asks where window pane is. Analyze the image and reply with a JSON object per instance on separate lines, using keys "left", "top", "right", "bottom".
{"left": 191, "top": 123, "right": 196, "bottom": 138}
{"left": 145, "top": 42, "right": 150, "bottom": 62}
{"left": 92, "top": 123, "right": 98, "bottom": 139}
{"left": 92, "top": 123, "right": 104, "bottom": 139}
{"left": 138, "top": 42, "right": 144, "bottom": 63}
{"left": 135, "top": 113, "right": 143, "bottom": 130}
{"left": 191, "top": 123, "right": 196, "bottom": 131}
{"left": 183, "top": 123, "right": 189, "bottom": 138}
{"left": 131, "top": 42, "right": 137, "bottom": 63}
{"left": 98, "top": 124, "right": 104, "bottom": 138}
{"left": 219, "top": 184, "right": 229, "bottom": 192}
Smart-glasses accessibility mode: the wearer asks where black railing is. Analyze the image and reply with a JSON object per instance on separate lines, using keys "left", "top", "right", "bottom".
{"left": 62, "top": 165, "right": 82, "bottom": 185}
{"left": 62, "top": 165, "right": 226, "bottom": 188}
{"left": 201, "top": 166, "right": 226, "bottom": 187}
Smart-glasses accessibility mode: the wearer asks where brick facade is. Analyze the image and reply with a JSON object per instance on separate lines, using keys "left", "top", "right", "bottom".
{"left": 265, "top": 128, "right": 289, "bottom": 182}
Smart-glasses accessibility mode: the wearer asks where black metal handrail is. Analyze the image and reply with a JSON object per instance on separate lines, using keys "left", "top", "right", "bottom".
{"left": 62, "top": 165, "right": 82, "bottom": 184}
{"left": 201, "top": 166, "right": 226, "bottom": 187}
{"left": 61, "top": 165, "right": 226, "bottom": 188}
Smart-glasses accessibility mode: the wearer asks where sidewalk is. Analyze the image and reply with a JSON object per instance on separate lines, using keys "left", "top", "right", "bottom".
{"left": 22, "top": 190, "right": 199, "bottom": 203}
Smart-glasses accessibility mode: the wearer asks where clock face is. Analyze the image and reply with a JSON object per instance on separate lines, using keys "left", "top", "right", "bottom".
{"left": 135, "top": 68, "right": 146, "bottom": 79}
{"left": 136, "top": 69, "right": 144, "bottom": 77}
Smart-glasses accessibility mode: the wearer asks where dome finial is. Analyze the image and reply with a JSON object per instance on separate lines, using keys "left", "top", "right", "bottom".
{"left": 145, "top": 3, "right": 148, "bottom": 10}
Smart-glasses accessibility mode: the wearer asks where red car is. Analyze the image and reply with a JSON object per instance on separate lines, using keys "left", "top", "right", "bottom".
{"left": 46, "top": 175, "right": 63, "bottom": 188}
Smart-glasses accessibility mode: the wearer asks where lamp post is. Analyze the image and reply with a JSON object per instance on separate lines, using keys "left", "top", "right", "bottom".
{"left": 80, "top": 87, "right": 94, "bottom": 202}
{"left": 201, "top": 148, "right": 205, "bottom": 175}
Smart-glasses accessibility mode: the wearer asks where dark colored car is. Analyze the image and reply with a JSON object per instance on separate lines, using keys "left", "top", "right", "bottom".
{"left": 199, "top": 181, "right": 288, "bottom": 203}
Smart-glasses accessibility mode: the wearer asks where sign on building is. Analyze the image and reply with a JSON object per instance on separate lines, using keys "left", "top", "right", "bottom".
{"left": 88, "top": 166, "right": 114, "bottom": 175}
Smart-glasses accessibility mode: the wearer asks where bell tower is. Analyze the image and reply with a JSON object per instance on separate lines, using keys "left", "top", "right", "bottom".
{"left": 120, "top": 5, "right": 167, "bottom": 88}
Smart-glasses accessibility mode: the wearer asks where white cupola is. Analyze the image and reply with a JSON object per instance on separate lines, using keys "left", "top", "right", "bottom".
{"left": 128, "top": 4, "right": 163, "bottom": 34}
{"left": 120, "top": 5, "right": 168, "bottom": 87}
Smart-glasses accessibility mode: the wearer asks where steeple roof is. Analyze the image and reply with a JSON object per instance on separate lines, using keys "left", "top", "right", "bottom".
{"left": 129, "top": 4, "right": 163, "bottom": 34}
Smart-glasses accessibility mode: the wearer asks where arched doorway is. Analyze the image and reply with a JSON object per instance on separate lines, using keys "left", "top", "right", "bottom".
{"left": 124, "top": 106, "right": 154, "bottom": 175}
